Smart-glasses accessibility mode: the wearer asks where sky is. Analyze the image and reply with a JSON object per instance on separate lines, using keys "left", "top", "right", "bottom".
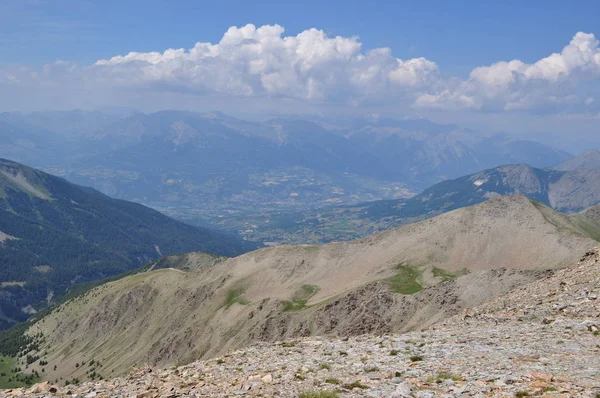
{"left": 1, "top": 0, "right": 599, "bottom": 137}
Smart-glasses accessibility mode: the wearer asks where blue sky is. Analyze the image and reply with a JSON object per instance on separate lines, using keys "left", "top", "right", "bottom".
{"left": 2, "top": 0, "right": 598, "bottom": 74}
{"left": 0, "top": 0, "right": 599, "bottom": 138}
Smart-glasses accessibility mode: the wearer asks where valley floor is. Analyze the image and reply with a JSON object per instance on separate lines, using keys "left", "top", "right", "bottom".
{"left": 3, "top": 250, "right": 600, "bottom": 397}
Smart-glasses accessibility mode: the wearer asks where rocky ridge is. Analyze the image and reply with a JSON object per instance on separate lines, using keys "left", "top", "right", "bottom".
{"left": 20, "top": 196, "right": 600, "bottom": 381}
{"left": 5, "top": 248, "right": 600, "bottom": 397}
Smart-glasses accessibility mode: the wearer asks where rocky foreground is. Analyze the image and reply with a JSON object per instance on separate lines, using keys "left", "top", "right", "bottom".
{"left": 4, "top": 249, "right": 600, "bottom": 397}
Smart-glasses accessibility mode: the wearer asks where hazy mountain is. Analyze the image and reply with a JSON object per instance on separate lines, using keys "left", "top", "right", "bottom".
{"left": 223, "top": 164, "right": 600, "bottom": 244}
{"left": 0, "top": 117, "right": 67, "bottom": 167}
{"left": 0, "top": 158, "right": 255, "bottom": 329}
{"left": 13, "top": 196, "right": 600, "bottom": 381}
{"left": 1, "top": 111, "right": 121, "bottom": 140}
{"left": 0, "top": 111, "right": 571, "bottom": 222}
{"left": 344, "top": 119, "right": 571, "bottom": 186}
{"left": 553, "top": 149, "right": 600, "bottom": 171}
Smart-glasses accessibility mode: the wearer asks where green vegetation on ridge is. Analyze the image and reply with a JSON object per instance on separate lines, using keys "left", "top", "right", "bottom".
{"left": 225, "top": 287, "right": 250, "bottom": 307}
{"left": 388, "top": 264, "right": 423, "bottom": 295}
{"left": 282, "top": 284, "right": 320, "bottom": 312}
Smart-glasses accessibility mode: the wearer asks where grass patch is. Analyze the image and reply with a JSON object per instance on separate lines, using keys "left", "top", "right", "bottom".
{"left": 324, "top": 378, "right": 340, "bottom": 384}
{"left": 319, "top": 363, "right": 330, "bottom": 370}
{"left": 427, "top": 372, "right": 460, "bottom": 383}
{"left": 224, "top": 287, "right": 250, "bottom": 307}
{"left": 282, "top": 299, "right": 307, "bottom": 312}
{"left": 0, "top": 356, "right": 40, "bottom": 388}
{"left": 299, "top": 391, "right": 339, "bottom": 398}
{"left": 388, "top": 264, "right": 423, "bottom": 294}
{"left": 342, "top": 381, "right": 368, "bottom": 390}
{"left": 282, "top": 284, "right": 320, "bottom": 312}
{"left": 432, "top": 267, "right": 468, "bottom": 281}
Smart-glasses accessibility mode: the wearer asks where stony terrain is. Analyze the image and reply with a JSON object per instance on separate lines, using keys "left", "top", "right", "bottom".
{"left": 4, "top": 246, "right": 600, "bottom": 397}
{"left": 15, "top": 196, "right": 600, "bottom": 383}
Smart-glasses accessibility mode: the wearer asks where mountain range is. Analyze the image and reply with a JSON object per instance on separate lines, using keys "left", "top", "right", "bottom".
{"left": 0, "top": 111, "right": 571, "bottom": 224}
{"left": 7, "top": 195, "right": 600, "bottom": 383}
{"left": 0, "top": 158, "right": 254, "bottom": 329}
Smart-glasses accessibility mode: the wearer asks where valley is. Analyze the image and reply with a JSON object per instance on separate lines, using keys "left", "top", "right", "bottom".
{"left": 207, "top": 163, "right": 600, "bottom": 245}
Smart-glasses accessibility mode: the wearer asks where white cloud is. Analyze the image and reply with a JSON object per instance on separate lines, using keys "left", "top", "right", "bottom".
{"left": 416, "top": 32, "right": 600, "bottom": 111}
{"left": 1, "top": 25, "right": 599, "bottom": 115}
{"left": 92, "top": 24, "right": 440, "bottom": 103}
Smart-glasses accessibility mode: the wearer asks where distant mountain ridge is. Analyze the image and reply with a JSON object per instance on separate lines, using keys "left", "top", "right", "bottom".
{"left": 0, "top": 110, "right": 571, "bottom": 223}
{"left": 0, "top": 158, "right": 255, "bottom": 328}
{"left": 224, "top": 163, "right": 600, "bottom": 244}
{"left": 553, "top": 149, "right": 600, "bottom": 171}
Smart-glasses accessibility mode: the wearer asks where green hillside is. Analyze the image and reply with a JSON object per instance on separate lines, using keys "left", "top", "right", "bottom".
{"left": 0, "top": 158, "right": 256, "bottom": 328}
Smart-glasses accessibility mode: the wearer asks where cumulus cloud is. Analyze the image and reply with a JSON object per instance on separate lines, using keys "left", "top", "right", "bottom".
{"left": 92, "top": 24, "right": 440, "bottom": 103}
{"left": 415, "top": 32, "right": 600, "bottom": 111}
{"left": 1, "top": 24, "right": 599, "bottom": 114}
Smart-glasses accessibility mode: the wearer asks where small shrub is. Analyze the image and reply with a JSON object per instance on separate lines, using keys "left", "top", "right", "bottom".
{"left": 515, "top": 392, "right": 529, "bottom": 397}
{"left": 319, "top": 363, "right": 330, "bottom": 370}
{"left": 298, "top": 392, "right": 339, "bottom": 398}
{"left": 389, "top": 350, "right": 399, "bottom": 356}
{"left": 342, "top": 381, "right": 368, "bottom": 390}
{"left": 410, "top": 355, "right": 423, "bottom": 362}
{"left": 324, "top": 378, "right": 340, "bottom": 384}
{"left": 427, "top": 372, "right": 460, "bottom": 383}
{"left": 339, "top": 351, "right": 348, "bottom": 356}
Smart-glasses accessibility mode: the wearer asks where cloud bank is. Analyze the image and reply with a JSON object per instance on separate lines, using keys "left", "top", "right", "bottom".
{"left": 1, "top": 24, "right": 599, "bottom": 114}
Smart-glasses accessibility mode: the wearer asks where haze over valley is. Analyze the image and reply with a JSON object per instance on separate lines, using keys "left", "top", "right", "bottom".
{"left": 0, "top": 110, "right": 573, "bottom": 243}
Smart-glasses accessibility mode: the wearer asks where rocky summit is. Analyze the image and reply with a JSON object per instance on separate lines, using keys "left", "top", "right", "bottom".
{"left": 5, "top": 248, "right": 600, "bottom": 397}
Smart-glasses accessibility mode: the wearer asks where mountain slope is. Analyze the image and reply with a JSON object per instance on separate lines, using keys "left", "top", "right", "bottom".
{"left": 231, "top": 163, "right": 600, "bottom": 244}
{"left": 553, "top": 149, "right": 600, "bottom": 171}
{"left": 0, "top": 158, "right": 255, "bottom": 328}
{"left": 18, "top": 247, "right": 600, "bottom": 397}
{"left": 16, "top": 196, "right": 600, "bottom": 382}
